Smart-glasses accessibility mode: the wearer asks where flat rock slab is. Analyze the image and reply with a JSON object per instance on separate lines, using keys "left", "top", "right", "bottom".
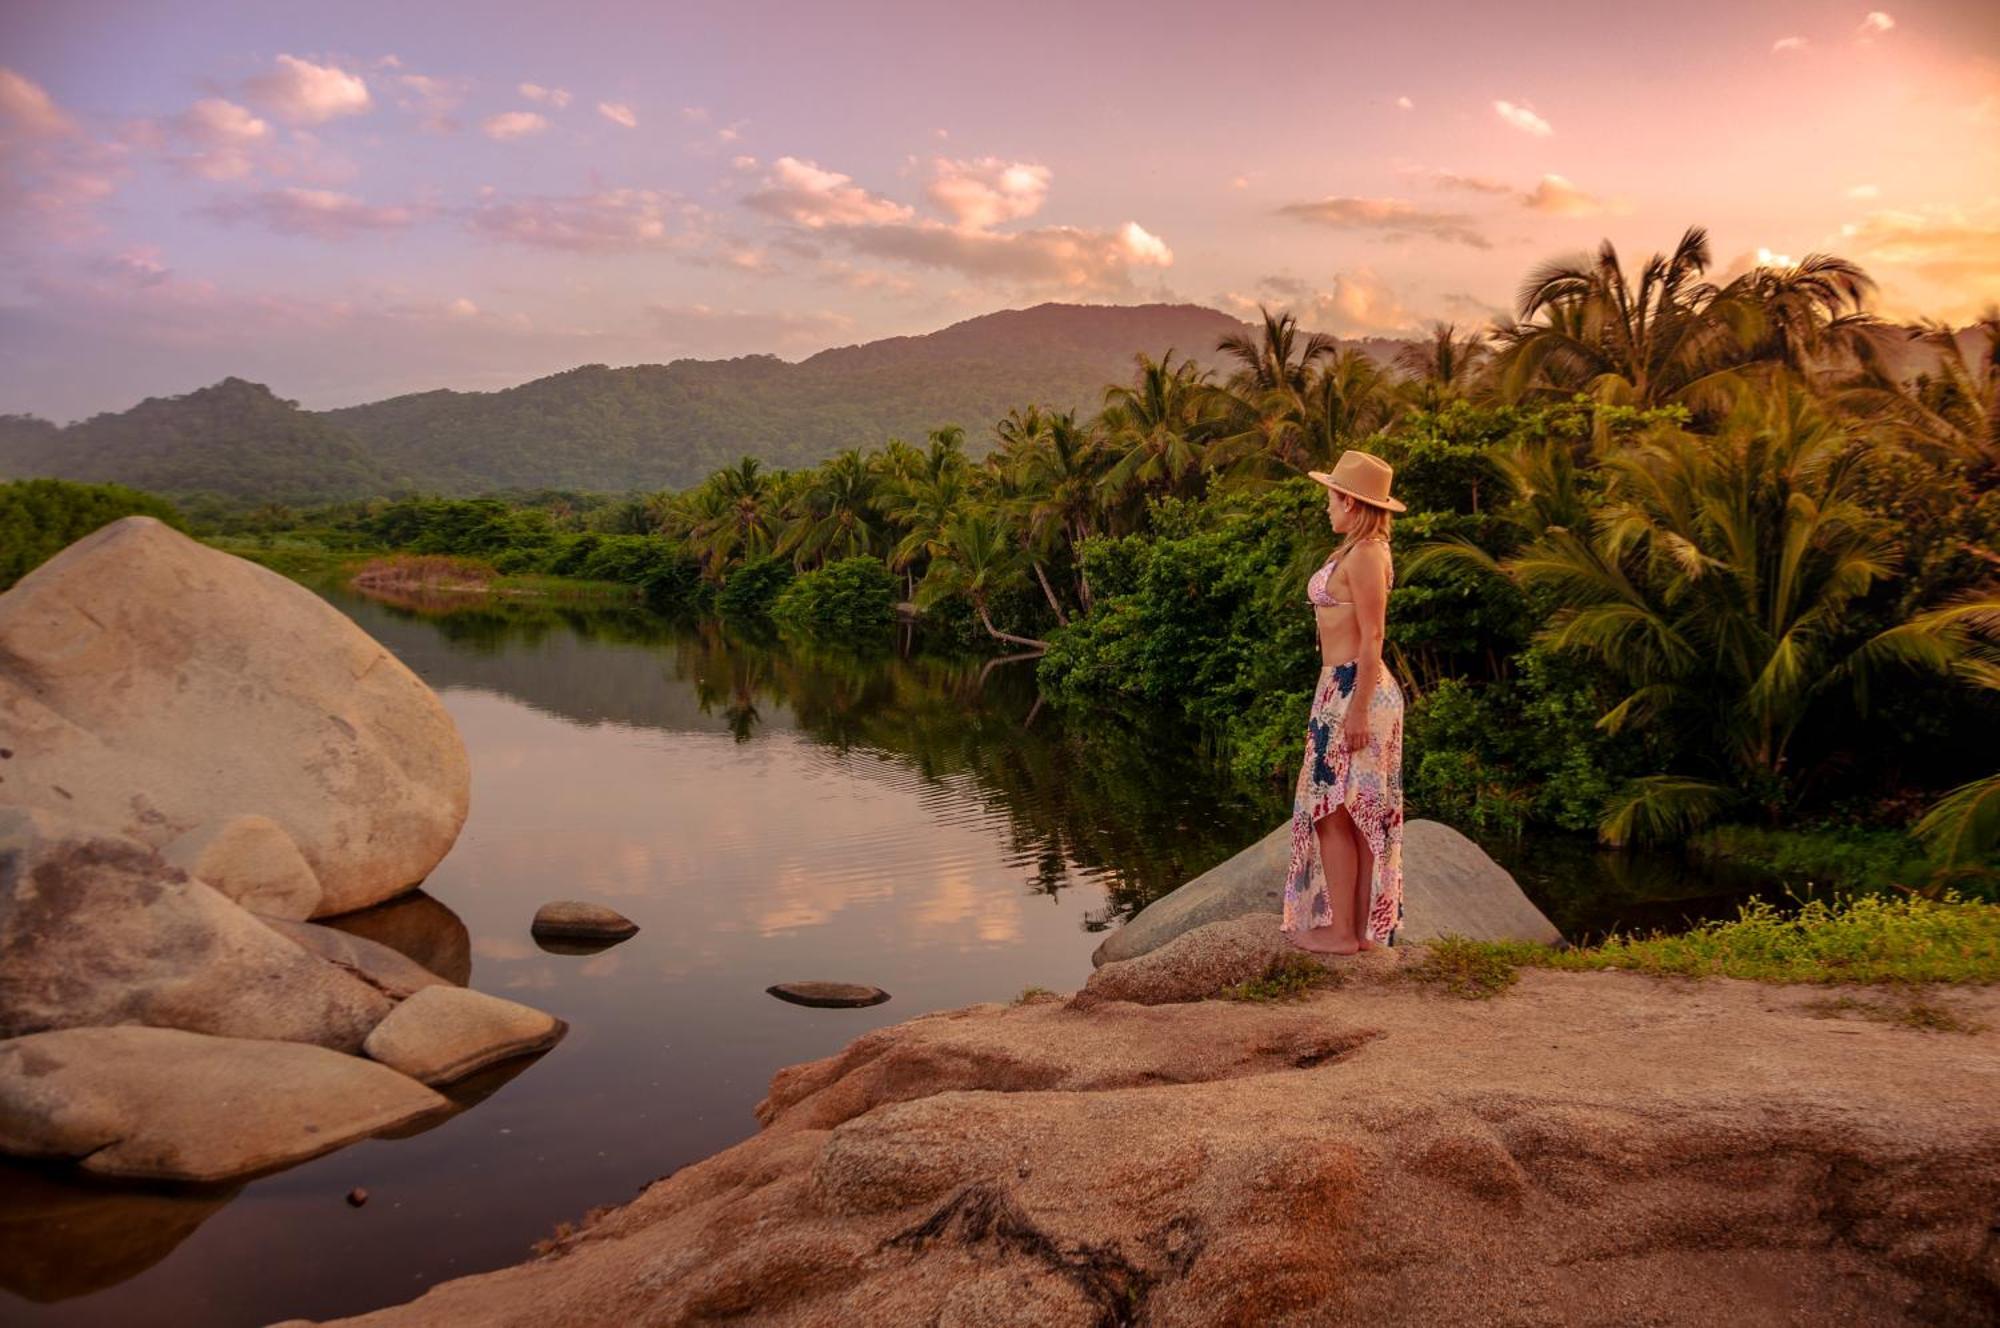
{"left": 1091, "top": 818, "right": 1561, "bottom": 967}
{"left": 530, "top": 901, "right": 639, "bottom": 942}
{"left": 0, "top": 1026, "right": 446, "bottom": 1183}
{"left": 0, "top": 515, "right": 469, "bottom": 917}
{"left": 768, "top": 981, "right": 891, "bottom": 1008}
{"left": 0, "top": 808, "right": 393, "bottom": 1052}
{"left": 362, "top": 986, "right": 565, "bottom": 1086}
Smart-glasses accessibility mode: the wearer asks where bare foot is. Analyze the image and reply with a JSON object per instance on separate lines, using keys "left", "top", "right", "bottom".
{"left": 1287, "top": 927, "right": 1361, "bottom": 955}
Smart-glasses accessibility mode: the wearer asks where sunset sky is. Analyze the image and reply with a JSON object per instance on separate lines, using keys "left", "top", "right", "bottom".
{"left": 3, "top": 0, "right": 1997, "bottom": 422}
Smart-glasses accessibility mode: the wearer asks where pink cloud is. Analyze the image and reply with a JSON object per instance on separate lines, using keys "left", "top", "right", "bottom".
{"left": 467, "top": 187, "right": 704, "bottom": 252}
{"left": 170, "top": 97, "right": 272, "bottom": 179}
{"left": 925, "top": 157, "right": 1051, "bottom": 230}
{"left": 598, "top": 101, "right": 638, "bottom": 128}
{"left": 245, "top": 55, "right": 371, "bottom": 125}
{"left": 518, "top": 82, "right": 571, "bottom": 108}
{"left": 1275, "top": 195, "right": 1490, "bottom": 248}
{"left": 0, "top": 69, "right": 130, "bottom": 238}
{"left": 745, "top": 156, "right": 916, "bottom": 229}
{"left": 0, "top": 67, "right": 77, "bottom": 137}
{"left": 204, "top": 187, "right": 422, "bottom": 239}
{"left": 1493, "top": 100, "right": 1553, "bottom": 136}
{"left": 1522, "top": 174, "right": 1607, "bottom": 217}
{"left": 1219, "top": 269, "right": 1422, "bottom": 337}
{"left": 395, "top": 72, "right": 469, "bottom": 133}
{"left": 483, "top": 110, "right": 548, "bottom": 141}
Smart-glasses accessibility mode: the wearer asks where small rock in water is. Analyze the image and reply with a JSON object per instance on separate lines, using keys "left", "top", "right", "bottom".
{"left": 530, "top": 901, "right": 639, "bottom": 945}
{"left": 346, "top": 1187, "right": 369, "bottom": 1207}
{"left": 767, "top": 981, "right": 890, "bottom": 1009}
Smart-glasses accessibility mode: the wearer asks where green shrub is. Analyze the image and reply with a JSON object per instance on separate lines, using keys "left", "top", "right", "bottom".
{"left": 0, "top": 479, "right": 185, "bottom": 591}
{"left": 770, "top": 556, "right": 898, "bottom": 635}
{"left": 718, "top": 556, "right": 796, "bottom": 619}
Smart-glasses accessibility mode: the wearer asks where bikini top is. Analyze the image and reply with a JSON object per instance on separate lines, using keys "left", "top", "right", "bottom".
{"left": 1307, "top": 538, "right": 1392, "bottom": 608}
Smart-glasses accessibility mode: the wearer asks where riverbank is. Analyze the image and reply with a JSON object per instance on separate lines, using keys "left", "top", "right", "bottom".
{"left": 299, "top": 913, "right": 2000, "bottom": 1328}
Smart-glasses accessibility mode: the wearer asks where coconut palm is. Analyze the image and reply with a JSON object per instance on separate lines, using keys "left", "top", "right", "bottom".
{"left": 687, "top": 456, "right": 782, "bottom": 578}
{"left": 1714, "top": 253, "right": 1880, "bottom": 377}
{"left": 1099, "top": 350, "right": 1223, "bottom": 520}
{"left": 917, "top": 510, "right": 1048, "bottom": 649}
{"left": 1489, "top": 226, "right": 1742, "bottom": 410}
{"left": 1395, "top": 322, "right": 1490, "bottom": 410}
{"left": 1434, "top": 379, "right": 1997, "bottom": 843}
{"left": 1217, "top": 306, "right": 1337, "bottom": 395}
{"left": 1017, "top": 409, "right": 1111, "bottom": 610}
{"left": 1842, "top": 310, "right": 2000, "bottom": 470}
{"left": 779, "top": 448, "right": 884, "bottom": 568}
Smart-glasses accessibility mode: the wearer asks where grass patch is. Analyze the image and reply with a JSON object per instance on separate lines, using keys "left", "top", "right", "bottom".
{"left": 491, "top": 572, "right": 639, "bottom": 601}
{"left": 1404, "top": 936, "right": 1546, "bottom": 998}
{"left": 1013, "top": 985, "right": 1059, "bottom": 1005}
{"left": 1410, "top": 893, "right": 2000, "bottom": 996}
{"left": 1801, "top": 992, "right": 1986, "bottom": 1035}
{"left": 1218, "top": 951, "right": 1346, "bottom": 1002}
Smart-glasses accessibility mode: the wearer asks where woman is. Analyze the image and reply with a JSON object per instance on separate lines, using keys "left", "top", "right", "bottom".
{"left": 1282, "top": 450, "right": 1405, "bottom": 955}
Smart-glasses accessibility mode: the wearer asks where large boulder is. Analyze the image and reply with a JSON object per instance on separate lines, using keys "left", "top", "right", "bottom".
{"left": 0, "top": 516, "right": 469, "bottom": 917}
{"left": 1091, "top": 818, "right": 1561, "bottom": 967}
{"left": 0, "top": 1026, "right": 446, "bottom": 1183}
{"left": 0, "top": 807, "right": 392, "bottom": 1052}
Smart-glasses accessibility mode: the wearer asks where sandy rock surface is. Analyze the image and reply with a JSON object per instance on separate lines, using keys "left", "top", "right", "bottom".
{"left": 307, "top": 945, "right": 2000, "bottom": 1327}
{"left": 0, "top": 515, "right": 469, "bottom": 917}
{"left": 0, "top": 1025, "right": 446, "bottom": 1183}
{"left": 0, "top": 808, "right": 393, "bottom": 1051}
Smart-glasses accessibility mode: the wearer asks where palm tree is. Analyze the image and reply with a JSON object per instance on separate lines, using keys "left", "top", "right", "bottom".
{"left": 687, "top": 457, "right": 781, "bottom": 578}
{"left": 1490, "top": 225, "right": 1741, "bottom": 410}
{"left": 1842, "top": 310, "right": 2000, "bottom": 470}
{"left": 881, "top": 462, "right": 969, "bottom": 597}
{"left": 1425, "top": 378, "right": 1998, "bottom": 843}
{"left": 1017, "top": 409, "right": 1111, "bottom": 611}
{"left": 1217, "top": 306, "right": 1336, "bottom": 395}
{"left": 1715, "top": 253, "right": 1880, "bottom": 377}
{"left": 1099, "top": 350, "right": 1223, "bottom": 520}
{"left": 917, "top": 510, "right": 1049, "bottom": 649}
{"left": 779, "top": 448, "right": 884, "bottom": 568}
{"left": 1395, "top": 322, "right": 1490, "bottom": 411}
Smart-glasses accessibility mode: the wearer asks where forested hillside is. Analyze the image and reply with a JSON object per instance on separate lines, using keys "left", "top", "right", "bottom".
{"left": 3, "top": 303, "right": 1382, "bottom": 501}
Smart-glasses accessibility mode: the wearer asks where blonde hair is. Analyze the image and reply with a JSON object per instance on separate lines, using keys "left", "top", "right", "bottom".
{"left": 1336, "top": 496, "right": 1393, "bottom": 554}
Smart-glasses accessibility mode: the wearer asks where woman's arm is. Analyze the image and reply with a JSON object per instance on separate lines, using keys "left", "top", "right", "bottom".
{"left": 1343, "top": 540, "right": 1391, "bottom": 752}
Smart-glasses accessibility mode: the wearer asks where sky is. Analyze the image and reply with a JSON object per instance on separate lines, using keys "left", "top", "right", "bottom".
{"left": 2, "top": 0, "right": 1997, "bottom": 422}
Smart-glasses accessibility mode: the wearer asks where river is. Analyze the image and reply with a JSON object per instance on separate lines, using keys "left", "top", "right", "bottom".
{"left": 0, "top": 585, "right": 1786, "bottom": 1326}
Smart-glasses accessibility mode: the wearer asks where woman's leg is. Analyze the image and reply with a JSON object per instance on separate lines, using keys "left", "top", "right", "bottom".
{"left": 1294, "top": 807, "right": 1362, "bottom": 954}
{"left": 1351, "top": 813, "right": 1377, "bottom": 950}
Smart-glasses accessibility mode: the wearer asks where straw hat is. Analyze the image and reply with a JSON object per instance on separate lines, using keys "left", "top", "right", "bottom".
{"left": 1308, "top": 451, "right": 1405, "bottom": 512}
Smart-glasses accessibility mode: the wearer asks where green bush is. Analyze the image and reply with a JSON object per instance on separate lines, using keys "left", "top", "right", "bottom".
{"left": 718, "top": 556, "right": 796, "bottom": 619}
{"left": 770, "top": 555, "right": 898, "bottom": 635}
{"left": 0, "top": 479, "right": 185, "bottom": 591}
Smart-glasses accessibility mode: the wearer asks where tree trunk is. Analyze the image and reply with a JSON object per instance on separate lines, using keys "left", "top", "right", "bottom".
{"left": 977, "top": 603, "right": 1048, "bottom": 651}
{"left": 1030, "top": 560, "right": 1069, "bottom": 626}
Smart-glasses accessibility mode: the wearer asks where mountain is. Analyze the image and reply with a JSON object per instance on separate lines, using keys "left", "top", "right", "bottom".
{"left": 0, "top": 378, "right": 398, "bottom": 503}
{"left": 0, "top": 303, "right": 1347, "bottom": 503}
{"left": 319, "top": 302, "right": 1267, "bottom": 493}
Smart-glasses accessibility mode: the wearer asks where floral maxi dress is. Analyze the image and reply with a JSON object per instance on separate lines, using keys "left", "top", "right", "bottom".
{"left": 1281, "top": 563, "right": 1406, "bottom": 943}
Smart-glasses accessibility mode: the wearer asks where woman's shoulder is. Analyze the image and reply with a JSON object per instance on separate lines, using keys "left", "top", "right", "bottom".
{"left": 1345, "top": 535, "right": 1392, "bottom": 568}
